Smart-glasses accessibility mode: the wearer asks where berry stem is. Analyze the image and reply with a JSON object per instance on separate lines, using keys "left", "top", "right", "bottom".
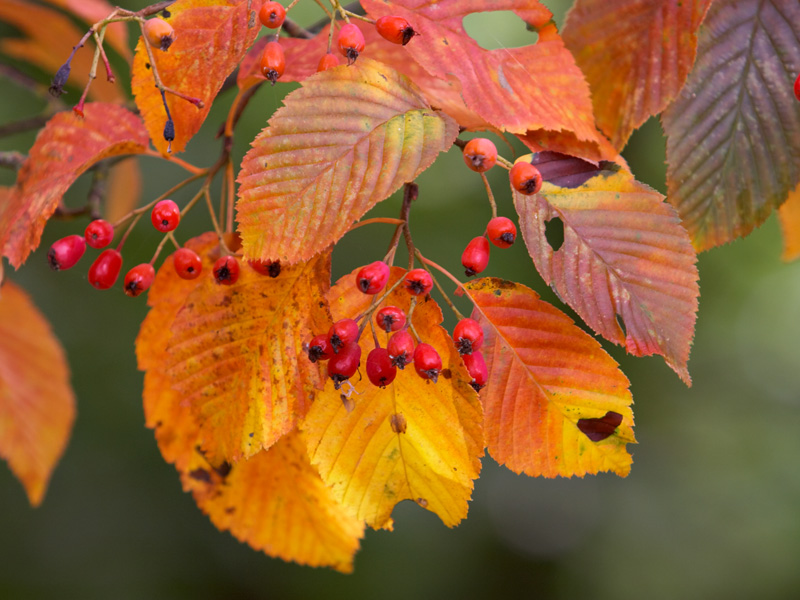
{"left": 143, "top": 150, "right": 205, "bottom": 175}
{"left": 93, "top": 29, "right": 115, "bottom": 83}
{"left": 415, "top": 250, "right": 466, "bottom": 321}
{"left": 480, "top": 172, "right": 498, "bottom": 219}
{"left": 401, "top": 183, "right": 418, "bottom": 271}
{"left": 111, "top": 171, "right": 205, "bottom": 230}
{"left": 203, "top": 187, "right": 226, "bottom": 243}
{"left": 149, "top": 228, "right": 177, "bottom": 265}
{"left": 225, "top": 159, "right": 235, "bottom": 234}
{"left": 325, "top": 5, "right": 337, "bottom": 52}
{"left": 312, "top": 0, "right": 333, "bottom": 19}
{"left": 347, "top": 218, "right": 405, "bottom": 232}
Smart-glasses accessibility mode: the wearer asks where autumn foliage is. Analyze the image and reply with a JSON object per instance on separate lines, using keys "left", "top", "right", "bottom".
{"left": 0, "top": 0, "right": 799, "bottom": 573}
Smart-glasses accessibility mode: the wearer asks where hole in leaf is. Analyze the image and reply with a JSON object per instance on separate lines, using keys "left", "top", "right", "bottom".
{"left": 615, "top": 314, "right": 627, "bottom": 337}
{"left": 462, "top": 11, "right": 538, "bottom": 50}
{"left": 544, "top": 217, "right": 564, "bottom": 251}
{"left": 577, "top": 411, "right": 623, "bottom": 442}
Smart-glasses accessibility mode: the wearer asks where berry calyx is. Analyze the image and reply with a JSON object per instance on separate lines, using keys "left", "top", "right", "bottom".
{"left": 213, "top": 256, "right": 240, "bottom": 285}
{"left": 453, "top": 318, "right": 484, "bottom": 355}
{"left": 387, "top": 330, "right": 415, "bottom": 369}
{"left": 307, "top": 334, "right": 333, "bottom": 363}
{"left": 356, "top": 261, "right": 390, "bottom": 294}
{"left": 413, "top": 343, "right": 442, "bottom": 383}
{"left": 317, "top": 52, "right": 339, "bottom": 72}
{"left": 84, "top": 219, "right": 114, "bottom": 249}
{"left": 143, "top": 18, "right": 175, "bottom": 51}
{"left": 88, "top": 248, "right": 122, "bottom": 290}
{"left": 337, "top": 23, "right": 365, "bottom": 65}
{"left": 462, "top": 236, "right": 490, "bottom": 277}
{"left": 151, "top": 199, "right": 180, "bottom": 233}
{"left": 375, "top": 16, "right": 418, "bottom": 46}
{"left": 48, "top": 235, "right": 86, "bottom": 271}
{"left": 260, "top": 40, "right": 285, "bottom": 85}
{"left": 462, "top": 138, "right": 497, "bottom": 173}
{"left": 248, "top": 259, "right": 280, "bottom": 277}
{"left": 463, "top": 351, "right": 488, "bottom": 391}
{"left": 123, "top": 263, "right": 155, "bottom": 297}
{"left": 173, "top": 248, "right": 202, "bottom": 279}
{"left": 404, "top": 268, "right": 433, "bottom": 296}
{"left": 486, "top": 216, "right": 517, "bottom": 248}
{"left": 258, "top": 2, "right": 286, "bottom": 29}
{"left": 328, "top": 318, "right": 359, "bottom": 353}
{"left": 328, "top": 342, "right": 362, "bottom": 389}
{"left": 509, "top": 161, "right": 543, "bottom": 195}
{"left": 376, "top": 306, "right": 406, "bottom": 332}
{"left": 366, "top": 347, "right": 397, "bottom": 388}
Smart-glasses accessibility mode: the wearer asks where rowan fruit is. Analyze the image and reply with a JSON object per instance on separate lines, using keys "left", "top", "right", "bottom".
{"left": 387, "top": 330, "right": 415, "bottom": 369}
{"left": 375, "top": 16, "right": 418, "bottom": 45}
{"left": 413, "top": 343, "right": 442, "bottom": 382}
{"left": 213, "top": 256, "right": 240, "bottom": 285}
{"left": 356, "top": 261, "right": 390, "bottom": 294}
{"left": 462, "top": 236, "right": 490, "bottom": 277}
{"left": 84, "top": 219, "right": 114, "bottom": 249}
{"left": 453, "top": 318, "right": 484, "bottom": 355}
{"left": 317, "top": 52, "right": 340, "bottom": 72}
{"left": 404, "top": 268, "right": 433, "bottom": 296}
{"left": 338, "top": 23, "right": 365, "bottom": 64}
{"left": 173, "top": 248, "right": 202, "bottom": 280}
{"left": 486, "top": 216, "right": 516, "bottom": 248}
{"left": 509, "top": 161, "right": 543, "bottom": 195}
{"left": 260, "top": 41, "right": 285, "bottom": 85}
{"left": 307, "top": 334, "right": 333, "bottom": 363}
{"left": 463, "top": 351, "right": 488, "bottom": 391}
{"left": 328, "top": 342, "right": 361, "bottom": 388}
{"left": 366, "top": 347, "right": 397, "bottom": 388}
{"left": 143, "top": 18, "right": 175, "bottom": 51}
{"left": 328, "top": 318, "right": 359, "bottom": 353}
{"left": 88, "top": 249, "right": 122, "bottom": 290}
{"left": 151, "top": 199, "right": 180, "bottom": 233}
{"left": 462, "top": 138, "right": 497, "bottom": 173}
{"left": 376, "top": 306, "right": 406, "bottom": 332}
{"left": 48, "top": 235, "right": 86, "bottom": 271}
{"left": 123, "top": 263, "right": 156, "bottom": 297}
{"left": 248, "top": 259, "right": 280, "bottom": 277}
{"left": 258, "top": 2, "right": 286, "bottom": 29}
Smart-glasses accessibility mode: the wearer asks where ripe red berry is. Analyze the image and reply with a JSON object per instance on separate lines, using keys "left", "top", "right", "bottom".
{"left": 509, "top": 161, "right": 543, "bottom": 195}
{"left": 366, "top": 347, "right": 397, "bottom": 388}
{"left": 375, "top": 306, "right": 406, "bottom": 332}
{"left": 328, "top": 342, "right": 361, "bottom": 389}
{"left": 375, "top": 15, "right": 418, "bottom": 46}
{"left": 404, "top": 268, "right": 433, "bottom": 296}
{"left": 213, "top": 256, "right": 240, "bottom": 285}
{"left": 356, "top": 261, "right": 390, "bottom": 294}
{"left": 47, "top": 235, "right": 86, "bottom": 271}
{"left": 258, "top": 2, "right": 286, "bottom": 29}
{"left": 387, "top": 330, "right": 415, "bottom": 369}
{"left": 88, "top": 248, "right": 122, "bottom": 290}
{"left": 328, "top": 318, "right": 359, "bottom": 353}
{"left": 173, "top": 248, "right": 202, "bottom": 280}
{"left": 486, "top": 216, "right": 517, "bottom": 249}
{"left": 462, "top": 138, "right": 497, "bottom": 173}
{"left": 337, "top": 23, "right": 365, "bottom": 64}
{"left": 260, "top": 40, "right": 285, "bottom": 85}
{"left": 123, "top": 263, "right": 155, "bottom": 297}
{"left": 463, "top": 351, "right": 488, "bottom": 391}
{"left": 413, "top": 343, "right": 442, "bottom": 383}
{"left": 795, "top": 73, "right": 800, "bottom": 102}
{"left": 144, "top": 17, "right": 175, "bottom": 51}
{"left": 306, "top": 334, "right": 333, "bottom": 363}
{"left": 317, "top": 52, "right": 340, "bottom": 72}
{"left": 151, "top": 199, "right": 180, "bottom": 233}
{"left": 84, "top": 219, "right": 114, "bottom": 249}
{"left": 462, "top": 236, "right": 490, "bottom": 277}
{"left": 248, "top": 258, "right": 280, "bottom": 277}
{"left": 453, "top": 318, "right": 484, "bottom": 355}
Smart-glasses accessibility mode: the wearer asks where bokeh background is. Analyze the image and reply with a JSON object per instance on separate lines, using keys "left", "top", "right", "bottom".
{"left": 2, "top": 1, "right": 800, "bottom": 598}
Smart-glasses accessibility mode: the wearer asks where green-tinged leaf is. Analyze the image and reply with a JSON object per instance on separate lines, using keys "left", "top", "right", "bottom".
{"left": 563, "top": 0, "right": 712, "bottom": 149}
{"left": 465, "top": 278, "right": 634, "bottom": 478}
{"left": 236, "top": 58, "right": 459, "bottom": 264}
{"left": 663, "top": 0, "right": 800, "bottom": 251}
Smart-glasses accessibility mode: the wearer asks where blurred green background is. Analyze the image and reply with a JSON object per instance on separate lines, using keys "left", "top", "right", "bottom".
{"left": 2, "top": 1, "right": 800, "bottom": 598}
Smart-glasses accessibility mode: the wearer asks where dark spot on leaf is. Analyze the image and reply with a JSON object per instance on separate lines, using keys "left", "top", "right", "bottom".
{"left": 441, "top": 368, "right": 452, "bottom": 379}
{"left": 224, "top": 506, "right": 235, "bottom": 514}
{"left": 494, "top": 289, "right": 502, "bottom": 296}
{"left": 544, "top": 217, "right": 564, "bottom": 251}
{"left": 379, "top": 73, "right": 387, "bottom": 81}
{"left": 577, "top": 411, "right": 623, "bottom": 442}
{"left": 442, "top": 38, "right": 448, "bottom": 45}
{"left": 390, "top": 413, "right": 407, "bottom": 434}
{"left": 214, "top": 461, "right": 232, "bottom": 478}
{"left": 145, "top": 63, "right": 150, "bottom": 70}
{"left": 249, "top": 432, "right": 254, "bottom": 438}
{"left": 189, "top": 468, "right": 212, "bottom": 483}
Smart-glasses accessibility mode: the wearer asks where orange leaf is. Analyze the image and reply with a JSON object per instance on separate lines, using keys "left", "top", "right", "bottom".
{"left": 237, "top": 58, "right": 458, "bottom": 264}
{"left": 563, "top": 0, "right": 712, "bottom": 149}
{"left": 0, "top": 103, "right": 149, "bottom": 269}
{"left": 302, "top": 268, "right": 484, "bottom": 529}
{"left": 0, "top": 281, "right": 76, "bottom": 505}
{"left": 37, "top": 0, "right": 131, "bottom": 60}
{"left": 515, "top": 158, "right": 698, "bottom": 384}
{"left": 778, "top": 183, "right": 800, "bottom": 262}
{"left": 131, "top": 0, "right": 263, "bottom": 154}
{"left": 0, "top": 0, "right": 123, "bottom": 103}
{"left": 104, "top": 158, "right": 142, "bottom": 223}
{"left": 465, "top": 278, "right": 634, "bottom": 478}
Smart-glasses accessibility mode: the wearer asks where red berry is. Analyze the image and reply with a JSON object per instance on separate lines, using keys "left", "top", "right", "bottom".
{"left": 306, "top": 334, "right": 333, "bottom": 363}
{"left": 248, "top": 258, "right": 280, "bottom": 277}
{"left": 375, "top": 15, "right": 417, "bottom": 45}
{"left": 463, "top": 351, "right": 488, "bottom": 391}
{"left": 328, "top": 318, "right": 359, "bottom": 353}
{"left": 123, "top": 263, "right": 155, "bottom": 297}
{"left": 173, "top": 248, "right": 202, "bottom": 280}
{"left": 486, "top": 216, "right": 516, "bottom": 249}
{"left": 462, "top": 236, "right": 490, "bottom": 277}
{"left": 337, "top": 23, "right": 365, "bottom": 64}
{"left": 366, "top": 347, "right": 397, "bottom": 388}
{"left": 260, "top": 40, "right": 285, "bottom": 85}
{"left": 510, "top": 161, "right": 543, "bottom": 195}
{"left": 88, "top": 248, "right": 122, "bottom": 290}
{"left": 387, "top": 330, "right": 415, "bottom": 369}
{"left": 213, "top": 256, "right": 240, "bottom": 285}
{"left": 453, "top": 318, "right": 484, "bottom": 355}
{"left": 356, "top": 261, "right": 390, "bottom": 294}
{"left": 144, "top": 17, "right": 175, "bottom": 51}
{"left": 462, "top": 138, "right": 497, "bottom": 173}
{"left": 375, "top": 306, "right": 406, "bottom": 332}
{"left": 84, "top": 219, "right": 114, "bottom": 249}
{"left": 795, "top": 73, "right": 800, "bottom": 102}
{"left": 404, "top": 268, "right": 433, "bottom": 296}
{"left": 413, "top": 343, "right": 442, "bottom": 383}
{"left": 328, "top": 342, "right": 361, "bottom": 389}
{"left": 317, "top": 52, "right": 340, "bottom": 72}
{"left": 151, "top": 199, "right": 180, "bottom": 232}
{"left": 258, "top": 2, "right": 286, "bottom": 29}
{"left": 47, "top": 235, "right": 86, "bottom": 271}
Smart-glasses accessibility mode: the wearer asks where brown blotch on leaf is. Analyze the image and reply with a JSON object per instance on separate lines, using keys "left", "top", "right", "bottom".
{"left": 390, "top": 413, "right": 407, "bottom": 434}
{"left": 189, "top": 468, "right": 212, "bottom": 483}
{"left": 577, "top": 411, "right": 623, "bottom": 442}
{"left": 224, "top": 506, "right": 235, "bottom": 514}
{"left": 340, "top": 394, "right": 355, "bottom": 413}
{"left": 214, "top": 461, "right": 232, "bottom": 478}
